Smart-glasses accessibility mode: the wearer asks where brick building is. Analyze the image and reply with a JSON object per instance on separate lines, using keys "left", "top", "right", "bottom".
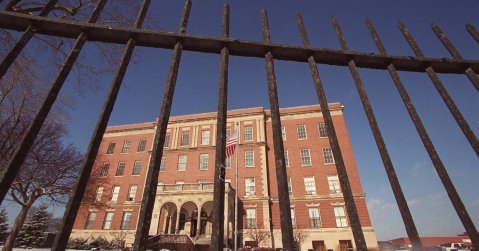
{"left": 70, "top": 103, "right": 378, "bottom": 250}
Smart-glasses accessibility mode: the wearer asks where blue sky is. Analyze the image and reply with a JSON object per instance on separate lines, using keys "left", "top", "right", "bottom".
{"left": 4, "top": 0, "right": 478, "bottom": 241}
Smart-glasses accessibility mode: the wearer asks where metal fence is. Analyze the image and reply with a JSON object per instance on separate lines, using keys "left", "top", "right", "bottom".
{"left": 0, "top": 1, "right": 477, "bottom": 250}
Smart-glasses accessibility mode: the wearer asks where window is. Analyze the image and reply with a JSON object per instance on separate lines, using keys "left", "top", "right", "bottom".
{"left": 180, "top": 132, "right": 189, "bottom": 146}
{"left": 100, "top": 163, "right": 109, "bottom": 177}
{"left": 328, "top": 175, "right": 341, "bottom": 194}
{"left": 244, "top": 150, "right": 254, "bottom": 167}
{"left": 137, "top": 139, "right": 147, "bottom": 152}
{"left": 164, "top": 134, "right": 170, "bottom": 148}
{"left": 225, "top": 157, "right": 231, "bottom": 169}
{"left": 291, "top": 208, "right": 296, "bottom": 226}
{"left": 121, "top": 212, "right": 132, "bottom": 230}
{"left": 244, "top": 126, "right": 253, "bottom": 141}
{"left": 304, "top": 176, "right": 316, "bottom": 195}
{"left": 132, "top": 160, "right": 141, "bottom": 175}
{"left": 300, "top": 149, "right": 311, "bottom": 166}
{"left": 334, "top": 206, "right": 348, "bottom": 227}
{"left": 121, "top": 140, "right": 131, "bottom": 153}
{"left": 297, "top": 125, "right": 307, "bottom": 139}
{"left": 199, "top": 154, "right": 209, "bottom": 170}
{"left": 245, "top": 178, "right": 255, "bottom": 196}
{"left": 245, "top": 208, "right": 256, "bottom": 228}
{"left": 284, "top": 150, "right": 289, "bottom": 167}
{"left": 85, "top": 212, "right": 96, "bottom": 229}
{"left": 308, "top": 207, "right": 321, "bottom": 228}
{"left": 201, "top": 130, "right": 210, "bottom": 145}
{"left": 127, "top": 185, "right": 137, "bottom": 201}
{"left": 288, "top": 177, "right": 292, "bottom": 194}
{"left": 111, "top": 185, "right": 120, "bottom": 202}
{"left": 323, "top": 147, "right": 335, "bottom": 164}
{"left": 159, "top": 157, "right": 166, "bottom": 172}
{"left": 106, "top": 142, "right": 116, "bottom": 154}
{"left": 95, "top": 186, "right": 103, "bottom": 202}
{"left": 115, "top": 161, "right": 126, "bottom": 176}
{"left": 281, "top": 126, "right": 286, "bottom": 141}
{"left": 178, "top": 155, "right": 187, "bottom": 171}
{"left": 319, "top": 123, "right": 328, "bottom": 138}
{"left": 103, "top": 212, "right": 114, "bottom": 229}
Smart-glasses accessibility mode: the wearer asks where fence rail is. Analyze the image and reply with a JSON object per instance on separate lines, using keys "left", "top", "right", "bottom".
{"left": 0, "top": 1, "right": 477, "bottom": 251}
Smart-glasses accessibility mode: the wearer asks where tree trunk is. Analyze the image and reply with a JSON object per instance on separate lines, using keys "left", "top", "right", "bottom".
{"left": 2, "top": 203, "right": 33, "bottom": 251}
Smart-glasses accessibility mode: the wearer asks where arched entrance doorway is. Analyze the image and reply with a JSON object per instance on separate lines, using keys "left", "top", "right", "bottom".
{"left": 158, "top": 202, "right": 177, "bottom": 234}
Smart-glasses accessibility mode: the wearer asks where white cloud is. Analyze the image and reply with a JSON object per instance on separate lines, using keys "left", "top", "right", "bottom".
{"left": 407, "top": 199, "right": 421, "bottom": 207}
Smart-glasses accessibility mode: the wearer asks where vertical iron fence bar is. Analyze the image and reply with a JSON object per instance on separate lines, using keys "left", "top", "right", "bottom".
{"left": 367, "top": 19, "right": 479, "bottom": 250}
{"left": 296, "top": 14, "right": 367, "bottom": 251}
{"left": 260, "top": 9, "right": 294, "bottom": 251}
{"left": 398, "top": 22, "right": 479, "bottom": 157}
{"left": 330, "top": 16, "right": 422, "bottom": 250}
{"left": 431, "top": 23, "right": 479, "bottom": 91}
{"left": 133, "top": 1, "right": 191, "bottom": 250}
{"left": 211, "top": 4, "right": 230, "bottom": 251}
{"left": 0, "top": 0, "right": 59, "bottom": 79}
{"left": 51, "top": 1, "right": 151, "bottom": 250}
{"left": 0, "top": 0, "right": 106, "bottom": 203}
{"left": 466, "top": 24, "right": 479, "bottom": 44}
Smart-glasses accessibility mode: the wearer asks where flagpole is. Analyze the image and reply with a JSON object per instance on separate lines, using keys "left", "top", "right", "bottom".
{"left": 234, "top": 121, "right": 239, "bottom": 251}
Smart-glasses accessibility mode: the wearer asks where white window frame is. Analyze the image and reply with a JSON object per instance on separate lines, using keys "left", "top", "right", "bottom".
{"left": 137, "top": 139, "right": 147, "bottom": 152}
{"left": 121, "top": 140, "right": 131, "bottom": 153}
{"left": 111, "top": 185, "right": 120, "bottom": 202}
{"left": 225, "top": 157, "right": 231, "bottom": 169}
{"left": 103, "top": 212, "right": 114, "bottom": 230}
{"left": 100, "top": 163, "right": 109, "bottom": 177}
{"left": 287, "top": 177, "right": 292, "bottom": 194}
{"left": 300, "top": 149, "right": 312, "bottom": 166}
{"left": 281, "top": 126, "right": 286, "bottom": 141}
{"left": 245, "top": 208, "right": 256, "bottom": 228}
{"left": 95, "top": 186, "right": 103, "bottom": 202}
{"left": 245, "top": 177, "right": 255, "bottom": 196}
{"left": 121, "top": 212, "right": 132, "bottom": 230}
{"left": 244, "top": 126, "right": 253, "bottom": 141}
{"left": 328, "top": 175, "right": 341, "bottom": 194}
{"left": 308, "top": 207, "right": 321, "bottom": 228}
{"left": 291, "top": 208, "right": 296, "bottom": 227}
{"left": 85, "top": 212, "right": 96, "bottom": 229}
{"left": 180, "top": 132, "right": 189, "bottom": 147}
{"left": 127, "top": 185, "right": 137, "bottom": 201}
{"left": 199, "top": 154, "right": 209, "bottom": 170}
{"left": 201, "top": 130, "right": 210, "bottom": 145}
{"left": 106, "top": 142, "right": 116, "bottom": 154}
{"left": 164, "top": 134, "right": 170, "bottom": 148}
{"left": 284, "top": 150, "right": 290, "bottom": 167}
{"left": 132, "top": 160, "right": 141, "bottom": 175}
{"left": 334, "top": 206, "right": 348, "bottom": 227}
{"left": 297, "top": 125, "right": 307, "bottom": 140}
{"left": 323, "top": 147, "right": 335, "bottom": 164}
{"left": 319, "top": 123, "right": 328, "bottom": 138}
{"left": 159, "top": 157, "right": 166, "bottom": 172}
{"left": 115, "top": 161, "right": 125, "bottom": 176}
{"left": 178, "top": 155, "right": 187, "bottom": 171}
{"left": 244, "top": 150, "right": 254, "bottom": 167}
{"left": 304, "top": 176, "right": 316, "bottom": 195}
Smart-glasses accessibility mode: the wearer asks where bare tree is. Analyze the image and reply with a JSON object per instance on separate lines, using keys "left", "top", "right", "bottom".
{"left": 2, "top": 121, "right": 83, "bottom": 251}
{"left": 292, "top": 226, "right": 309, "bottom": 251}
{"left": 244, "top": 225, "right": 271, "bottom": 248}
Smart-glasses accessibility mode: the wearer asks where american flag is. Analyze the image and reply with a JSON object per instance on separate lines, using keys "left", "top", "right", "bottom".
{"left": 225, "top": 130, "right": 238, "bottom": 158}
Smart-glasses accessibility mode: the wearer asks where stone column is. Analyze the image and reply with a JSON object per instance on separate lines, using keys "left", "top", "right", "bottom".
{"left": 168, "top": 215, "right": 174, "bottom": 234}
{"left": 196, "top": 208, "right": 202, "bottom": 236}
{"left": 175, "top": 209, "right": 181, "bottom": 234}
